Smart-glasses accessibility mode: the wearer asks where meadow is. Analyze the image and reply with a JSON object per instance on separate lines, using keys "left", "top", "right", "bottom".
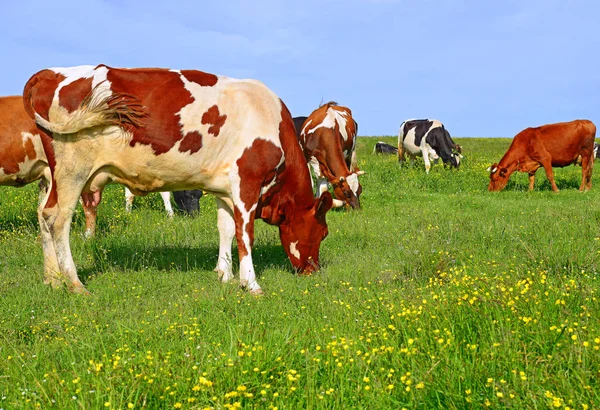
{"left": 1, "top": 137, "right": 600, "bottom": 409}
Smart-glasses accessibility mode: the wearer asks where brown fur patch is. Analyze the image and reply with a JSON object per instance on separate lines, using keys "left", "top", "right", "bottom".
{"left": 0, "top": 96, "right": 43, "bottom": 176}
{"left": 181, "top": 70, "right": 218, "bottom": 87}
{"left": 23, "top": 69, "right": 66, "bottom": 122}
{"left": 106, "top": 68, "right": 196, "bottom": 155}
{"left": 179, "top": 131, "right": 203, "bottom": 154}
{"left": 234, "top": 206, "right": 249, "bottom": 260}
{"left": 201, "top": 105, "right": 227, "bottom": 136}
{"left": 59, "top": 77, "right": 93, "bottom": 113}
{"left": 237, "top": 138, "right": 283, "bottom": 212}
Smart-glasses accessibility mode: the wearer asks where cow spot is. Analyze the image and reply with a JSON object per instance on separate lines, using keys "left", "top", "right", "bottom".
{"left": 179, "top": 131, "right": 203, "bottom": 154}
{"left": 202, "top": 105, "right": 227, "bottom": 137}
{"left": 181, "top": 70, "right": 218, "bottom": 87}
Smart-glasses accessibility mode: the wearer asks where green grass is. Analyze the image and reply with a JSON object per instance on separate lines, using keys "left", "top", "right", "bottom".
{"left": 1, "top": 137, "right": 600, "bottom": 409}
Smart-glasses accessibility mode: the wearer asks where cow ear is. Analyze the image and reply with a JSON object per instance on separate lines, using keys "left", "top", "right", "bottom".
{"left": 315, "top": 192, "right": 333, "bottom": 218}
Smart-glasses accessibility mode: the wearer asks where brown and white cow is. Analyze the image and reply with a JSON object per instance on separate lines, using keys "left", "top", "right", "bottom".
{"left": 0, "top": 95, "right": 101, "bottom": 237}
{"left": 23, "top": 64, "right": 332, "bottom": 295}
{"left": 298, "top": 103, "right": 364, "bottom": 209}
{"left": 488, "top": 119, "right": 596, "bottom": 192}
{"left": 0, "top": 96, "right": 183, "bottom": 238}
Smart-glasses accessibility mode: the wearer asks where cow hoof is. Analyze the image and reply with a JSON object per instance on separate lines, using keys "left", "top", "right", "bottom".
{"left": 70, "top": 284, "right": 91, "bottom": 296}
{"left": 43, "top": 273, "right": 64, "bottom": 289}
{"left": 217, "top": 269, "right": 234, "bottom": 283}
{"left": 250, "top": 288, "right": 264, "bottom": 296}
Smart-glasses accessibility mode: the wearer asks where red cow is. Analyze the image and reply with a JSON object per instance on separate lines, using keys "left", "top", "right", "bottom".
{"left": 0, "top": 95, "right": 100, "bottom": 237}
{"left": 298, "top": 102, "right": 364, "bottom": 209}
{"left": 489, "top": 120, "right": 596, "bottom": 192}
{"left": 23, "top": 65, "right": 332, "bottom": 295}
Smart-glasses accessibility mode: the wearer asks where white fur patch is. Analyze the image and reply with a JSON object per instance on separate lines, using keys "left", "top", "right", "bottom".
{"left": 289, "top": 241, "right": 300, "bottom": 259}
{"left": 346, "top": 173, "right": 360, "bottom": 196}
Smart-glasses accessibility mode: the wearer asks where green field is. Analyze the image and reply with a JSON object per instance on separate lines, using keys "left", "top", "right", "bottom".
{"left": 1, "top": 137, "right": 599, "bottom": 409}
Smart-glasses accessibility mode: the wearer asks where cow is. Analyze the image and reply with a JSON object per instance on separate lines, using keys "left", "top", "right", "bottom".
{"left": 0, "top": 96, "right": 195, "bottom": 238}
{"left": 594, "top": 142, "right": 599, "bottom": 160}
{"left": 373, "top": 141, "right": 398, "bottom": 155}
{"left": 172, "top": 189, "right": 204, "bottom": 215}
{"left": 398, "top": 119, "right": 461, "bottom": 173}
{"left": 0, "top": 95, "right": 102, "bottom": 237}
{"left": 488, "top": 120, "right": 596, "bottom": 192}
{"left": 298, "top": 102, "right": 364, "bottom": 209}
{"left": 23, "top": 64, "right": 332, "bottom": 295}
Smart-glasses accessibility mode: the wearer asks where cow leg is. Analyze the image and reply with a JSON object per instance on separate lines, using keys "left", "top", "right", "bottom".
{"left": 350, "top": 150, "right": 358, "bottom": 173}
{"left": 215, "top": 197, "right": 235, "bottom": 283}
{"left": 37, "top": 178, "right": 61, "bottom": 288}
{"left": 159, "top": 192, "right": 174, "bottom": 217}
{"left": 41, "top": 180, "right": 89, "bottom": 294}
{"left": 580, "top": 152, "right": 593, "bottom": 191}
{"left": 528, "top": 172, "right": 536, "bottom": 191}
{"left": 422, "top": 150, "right": 432, "bottom": 174}
{"left": 124, "top": 187, "right": 135, "bottom": 212}
{"left": 398, "top": 145, "right": 405, "bottom": 166}
{"left": 232, "top": 203, "right": 262, "bottom": 295}
{"left": 538, "top": 157, "right": 559, "bottom": 192}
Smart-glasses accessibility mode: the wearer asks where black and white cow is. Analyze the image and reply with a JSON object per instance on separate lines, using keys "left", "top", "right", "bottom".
{"left": 373, "top": 141, "right": 398, "bottom": 155}
{"left": 398, "top": 119, "right": 461, "bottom": 173}
{"left": 124, "top": 188, "right": 204, "bottom": 217}
{"left": 594, "top": 142, "right": 599, "bottom": 159}
{"left": 173, "top": 190, "right": 204, "bottom": 215}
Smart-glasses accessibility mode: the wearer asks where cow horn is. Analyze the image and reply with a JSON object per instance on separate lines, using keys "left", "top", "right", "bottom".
{"left": 356, "top": 170, "right": 366, "bottom": 176}
{"left": 339, "top": 176, "right": 345, "bottom": 183}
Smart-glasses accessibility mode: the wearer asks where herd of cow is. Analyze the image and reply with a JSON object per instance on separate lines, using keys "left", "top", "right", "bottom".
{"left": 0, "top": 64, "right": 597, "bottom": 295}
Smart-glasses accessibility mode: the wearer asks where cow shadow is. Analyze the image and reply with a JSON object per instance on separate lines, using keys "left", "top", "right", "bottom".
{"left": 503, "top": 175, "right": 583, "bottom": 192}
{"left": 77, "top": 243, "right": 292, "bottom": 282}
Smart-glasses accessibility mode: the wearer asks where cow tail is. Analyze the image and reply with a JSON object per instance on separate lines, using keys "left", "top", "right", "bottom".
{"left": 35, "top": 86, "right": 147, "bottom": 134}
{"left": 397, "top": 122, "right": 405, "bottom": 162}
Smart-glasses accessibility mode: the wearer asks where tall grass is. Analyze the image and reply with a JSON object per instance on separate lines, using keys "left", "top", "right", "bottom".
{"left": 1, "top": 137, "right": 599, "bottom": 409}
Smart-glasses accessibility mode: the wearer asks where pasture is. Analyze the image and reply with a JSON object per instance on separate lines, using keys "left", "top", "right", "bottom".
{"left": 1, "top": 137, "right": 599, "bottom": 409}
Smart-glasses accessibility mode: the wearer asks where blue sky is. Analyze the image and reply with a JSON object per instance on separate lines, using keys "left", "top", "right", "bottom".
{"left": 2, "top": 0, "right": 598, "bottom": 137}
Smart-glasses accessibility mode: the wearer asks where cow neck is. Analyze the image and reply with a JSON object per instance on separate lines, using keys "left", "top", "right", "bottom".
{"left": 258, "top": 104, "right": 316, "bottom": 225}
{"left": 497, "top": 137, "right": 523, "bottom": 173}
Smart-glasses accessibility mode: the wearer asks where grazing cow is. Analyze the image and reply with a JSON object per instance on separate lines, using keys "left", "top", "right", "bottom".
{"left": 489, "top": 120, "right": 596, "bottom": 192}
{"left": 0, "top": 96, "right": 190, "bottom": 238}
{"left": 24, "top": 64, "right": 332, "bottom": 295}
{"left": 172, "top": 189, "right": 204, "bottom": 215}
{"left": 373, "top": 141, "right": 398, "bottom": 155}
{"left": 299, "top": 102, "right": 364, "bottom": 209}
{"left": 0, "top": 95, "right": 101, "bottom": 237}
{"left": 398, "top": 119, "right": 461, "bottom": 173}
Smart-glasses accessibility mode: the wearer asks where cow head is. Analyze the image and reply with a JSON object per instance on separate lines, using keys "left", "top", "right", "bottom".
{"left": 446, "top": 153, "right": 461, "bottom": 169}
{"left": 488, "top": 163, "right": 510, "bottom": 191}
{"left": 330, "top": 172, "right": 364, "bottom": 209}
{"left": 314, "top": 151, "right": 364, "bottom": 209}
{"left": 278, "top": 192, "right": 333, "bottom": 274}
